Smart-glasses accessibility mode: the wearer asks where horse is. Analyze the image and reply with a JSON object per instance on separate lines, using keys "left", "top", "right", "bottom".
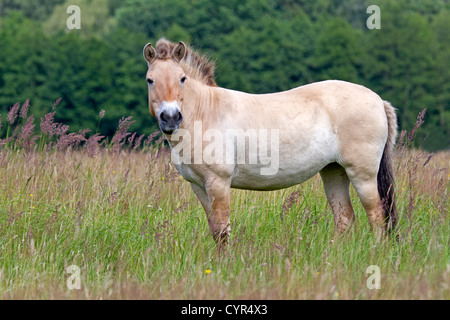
{"left": 143, "top": 38, "right": 397, "bottom": 249}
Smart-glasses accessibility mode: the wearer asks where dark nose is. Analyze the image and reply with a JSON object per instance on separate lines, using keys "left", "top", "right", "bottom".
{"left": 159, "top": 111, "right": 183, "bottom": 134}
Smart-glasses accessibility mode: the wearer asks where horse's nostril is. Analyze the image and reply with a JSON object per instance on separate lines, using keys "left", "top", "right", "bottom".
{"left": 160, "top": 111, "right": 167, "bottom": 122}
{"left": 175, "top": 111, "right": 183, "bottom": 123}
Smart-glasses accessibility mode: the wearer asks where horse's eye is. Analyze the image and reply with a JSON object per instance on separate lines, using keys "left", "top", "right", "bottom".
{"left": 180, "top": 76, "right": 187, "bottom": 84}
{"left": 147, "top": 78, "right": 154, "bottom": 85}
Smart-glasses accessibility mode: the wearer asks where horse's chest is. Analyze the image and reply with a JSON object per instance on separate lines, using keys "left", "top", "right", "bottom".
{"left": 174, "top": 163, "right": 204, "bottom": 185}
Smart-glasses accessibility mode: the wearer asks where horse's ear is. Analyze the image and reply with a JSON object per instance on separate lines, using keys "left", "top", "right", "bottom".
{"left": 143, "top": 43, "right": 157, "bottom": 64}
{"left": 173, "top": 41, "right": 187, "bottom": 62}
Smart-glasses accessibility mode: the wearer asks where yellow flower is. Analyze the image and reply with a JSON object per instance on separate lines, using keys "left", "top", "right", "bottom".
{"left": 162, "top": 177, "right": 165, "bottom": 180}
{"left": 113, "top": 170, "right": 116, "bottom": 174}
{"left": 205, "top": 269, "right": 212, "bottom": 274}
{"left": 30, "top": 194, "right": 33, "bottom": 197}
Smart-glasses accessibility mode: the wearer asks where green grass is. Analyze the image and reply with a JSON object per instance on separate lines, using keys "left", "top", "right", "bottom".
{"left": 0, "top": 148, "right": 448, "bottom": 299}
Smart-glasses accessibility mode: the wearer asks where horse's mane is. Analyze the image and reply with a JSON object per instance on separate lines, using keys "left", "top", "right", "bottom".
{"left": 155, "top": 38, "right": 216, "bottom": 87}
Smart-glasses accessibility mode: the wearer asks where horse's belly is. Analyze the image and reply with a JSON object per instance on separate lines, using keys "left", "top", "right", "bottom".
{"left": 230, "top": 128, "right": 337, "bottom": 190}
{"left": 230, "top": 158, "right": 329, "bottom": 191}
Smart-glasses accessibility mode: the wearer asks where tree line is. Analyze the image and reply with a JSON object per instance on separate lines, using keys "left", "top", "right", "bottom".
{"left": 0, "top": 0, "right": 449, "bottom": 150}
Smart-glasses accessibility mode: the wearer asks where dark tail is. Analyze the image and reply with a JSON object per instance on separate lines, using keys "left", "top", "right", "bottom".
{"left": 378, "top": 101, "right": 398, "bottom": 232}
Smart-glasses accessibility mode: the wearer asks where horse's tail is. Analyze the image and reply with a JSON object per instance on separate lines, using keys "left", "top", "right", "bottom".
{"left": 378, "top": 101, "right": 398, "bottom": 232}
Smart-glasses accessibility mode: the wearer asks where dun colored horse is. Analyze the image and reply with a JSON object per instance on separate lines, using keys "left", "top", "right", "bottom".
{"left": 143, "top": 39, "right": 397, "bottom": 248}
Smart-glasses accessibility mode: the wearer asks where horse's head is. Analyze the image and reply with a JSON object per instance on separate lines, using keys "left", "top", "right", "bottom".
{"left": 143, "top": 41, "right": 187, "bottom": 135}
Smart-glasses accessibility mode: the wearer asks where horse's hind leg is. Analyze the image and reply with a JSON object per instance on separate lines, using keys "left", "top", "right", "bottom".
{"left": 344, "top": 166, "right": 385, "bottom": 237}
{"left": 320, "top": 163, "right": 355, "bottom": 234}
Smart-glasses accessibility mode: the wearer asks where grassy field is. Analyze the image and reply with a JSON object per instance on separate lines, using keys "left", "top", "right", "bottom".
{"left": 0, "top": 141, "right": 448, "bottom": 299}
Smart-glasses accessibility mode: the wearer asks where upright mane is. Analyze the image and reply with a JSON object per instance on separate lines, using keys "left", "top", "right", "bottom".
{"left": 155, "top": 38, "right": 216, "bottom": 86}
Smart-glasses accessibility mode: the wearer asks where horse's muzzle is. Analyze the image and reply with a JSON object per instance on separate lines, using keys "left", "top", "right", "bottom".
{"left": 159, "top": 109, "right": 183, "bottom": 135}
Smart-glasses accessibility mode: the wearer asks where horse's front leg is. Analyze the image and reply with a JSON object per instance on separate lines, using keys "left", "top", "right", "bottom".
{"left": 191, "top": 178, "right": 231, "bottom": 249}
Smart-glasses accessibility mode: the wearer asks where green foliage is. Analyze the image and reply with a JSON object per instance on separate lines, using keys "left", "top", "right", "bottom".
{"left": 0, "top": 0, "right": 66, "bottom": 20}
{"left": 0, "top": 12, "right": 153, "bottom": 136}
{"left": 0, "top": 0, "right": 449, "bottom": 150}
{"left": 313, "top": 17, "right": 364, "bottom": 82}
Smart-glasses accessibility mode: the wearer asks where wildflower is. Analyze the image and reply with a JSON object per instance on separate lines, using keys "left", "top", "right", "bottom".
{"left": 7, "top": 102, "right": 20, "bottom": 125}
{"left": 20, "top": 99, "right": 30, "bottom": 119}
{"left": 17, "top": 115, "right": 38, "bottom": 150}
{"left": 143, "top": 131, "right": 160, "bottom": 147}
{"left": 99, "top": 109, "right": 105, "bottom": 119}
{"left": 134, "top": 134, "right": 145, "bottom": 150}
{"left": 205, "top": 270, "right": 212, "bottom": 274}
{"left": 128, "top": 132, "right": 137, "bottom": 145}
{"left": 85, "top": 133, "right": 104, "bottom": 158}
{"left": 53, "top": 97, "right": 62, "bottom": 107}
{"left": 111, "top": 116, "right": 135, "bottom": 153}
{"left": 408, "top": 109, "right": 426, "bottom": 142}
{"left": 30, "top": 194, "right": 33, "bottom": 197}
{"left": 56, "top": 130, "right": 88, "bottom": 150}
{"left": 40, "top": 112, "right": 57, "bottom": 137}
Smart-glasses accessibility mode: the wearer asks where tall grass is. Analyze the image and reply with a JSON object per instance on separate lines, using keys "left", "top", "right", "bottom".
{"left": 0, "top": 101, "right": 448, "bottom": 299}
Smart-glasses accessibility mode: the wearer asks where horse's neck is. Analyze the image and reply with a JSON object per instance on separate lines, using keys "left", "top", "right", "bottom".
{"left": 182, "top": 79, "right": 219, "bottom": 130}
